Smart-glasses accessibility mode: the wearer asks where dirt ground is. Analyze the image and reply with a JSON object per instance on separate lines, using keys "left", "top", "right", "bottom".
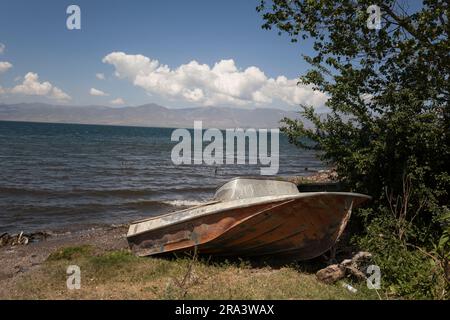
{"left": 0, "top": 225, "right": 128, "bottom": 298}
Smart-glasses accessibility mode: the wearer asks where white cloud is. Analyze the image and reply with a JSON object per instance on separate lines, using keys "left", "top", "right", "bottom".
{"left": 0, "top": 43, "right": 5, "bottom": 54}
{"left": 96, "top": 73, "right": 105, "bottom": 80}
{"left": 10, "top": 72, "right": 71, "bottom": 101}
{"left": 51, "top": 87, "right": 71, "bottom": 101}
{"left": 90, "top": 87, "right": 108, "bottom": 96}
{"left": 102, "top": 52, "right": 328, "bottom": 109}
{"left": 0, "top": 86, "right": 4, "bottom": 95}
{"left": 110, "top": 97, "right": 125, "bottom": 105}
{"left": 0, "top": 61, "right": 12, "bottom": 73}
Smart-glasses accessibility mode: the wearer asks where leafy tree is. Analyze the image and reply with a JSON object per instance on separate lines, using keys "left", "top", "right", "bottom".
{"left": 257, "top": 0, "right": 449, "bottom": 298}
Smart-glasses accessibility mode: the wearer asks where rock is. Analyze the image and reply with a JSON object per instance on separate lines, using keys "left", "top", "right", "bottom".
{"left": 316, "top": 251, "right": 373, "bottom": 284}
{"left": 0, "top": 231, "right": 51, "bottom": 247}
{"left": 11, "top": 232, "right": 29, "bottom": 246}
{"left": 345, "top": 265, "right": 366, "bottom": 280}
{"left": 0, "top": 233, "right": 11, "bottom": 246}
{"left": 343, "top": 251, "right": 372, "bottom": 280}
{"left": 284, "top": 169, "right": 338, "bottom": 185}
{"left": 341, "top": 259, "right": 353, "bottom": 266}
{"left": 352, "top": 251, "right": 372, "bottom": 263}
{"left": 27, "top": 231, "right": 50, "bottom": 243}
{"left": 316, "top": 264, "right": 346, "bottom": 284}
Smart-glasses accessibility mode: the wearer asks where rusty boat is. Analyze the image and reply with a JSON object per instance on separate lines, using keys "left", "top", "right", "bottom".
{"left": 127, "top": 177, "right": 370, "bottom": 260}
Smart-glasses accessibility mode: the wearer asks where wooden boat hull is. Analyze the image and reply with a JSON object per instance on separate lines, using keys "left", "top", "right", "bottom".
{"left": 127, "top": 192, "right": 370, "bottom": 260}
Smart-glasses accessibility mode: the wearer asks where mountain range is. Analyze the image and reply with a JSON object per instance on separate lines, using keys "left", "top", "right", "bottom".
{"left": 0, "top": 103, "right": 309, "bottom": 129}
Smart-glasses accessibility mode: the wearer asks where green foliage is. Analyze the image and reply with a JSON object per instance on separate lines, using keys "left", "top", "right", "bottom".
{"left": 47, "top": 245, "right": 92, "bottom": 261}
{"left": 89, "top": 250, "right": 137, "bottom": 267}
{"left": 432, "top": 209, "right": 450, "bottom": 281}
{"left": 87, "top": 250, "right": 140, "bottom": 279}
{"left": 357, "top": 210, "right": 449, "bottom": 299}
{"left": 258, "top": 0, "right": 449, "bottom": 298}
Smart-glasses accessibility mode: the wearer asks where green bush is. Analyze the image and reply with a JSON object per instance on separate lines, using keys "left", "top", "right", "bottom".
{"left": 47, "top": 245, "right": 92, "bottom": 261}
{"left": 257, "top": 0, "right": 449, "bottom": 299}
{"left": 356, "top": 211, "right": 449, "bottom": 299}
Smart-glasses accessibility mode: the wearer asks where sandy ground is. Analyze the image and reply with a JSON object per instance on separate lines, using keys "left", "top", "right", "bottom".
{"left": 0, "top": 225, "right": 129, "bottom": 298}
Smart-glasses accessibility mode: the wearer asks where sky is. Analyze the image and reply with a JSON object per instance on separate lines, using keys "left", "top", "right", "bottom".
{"left": 0, "top": 0, "right": 326, "bottom": 110}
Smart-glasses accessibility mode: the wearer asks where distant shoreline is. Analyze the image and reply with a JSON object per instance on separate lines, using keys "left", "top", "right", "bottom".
{"left": 0, "top": 102, "right": 310, "bottom": 130}
{"left": 0, "top": 119, "right": 189, "bottom": 130}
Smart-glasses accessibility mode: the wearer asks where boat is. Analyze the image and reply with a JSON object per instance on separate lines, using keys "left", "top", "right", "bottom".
{"left": 126, "top": 177, "right": 370, "bottom": 260}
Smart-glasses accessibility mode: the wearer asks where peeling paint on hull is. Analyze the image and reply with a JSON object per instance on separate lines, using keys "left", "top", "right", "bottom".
{"left": 127, "top": 190, "right": 370, "bottom": 261}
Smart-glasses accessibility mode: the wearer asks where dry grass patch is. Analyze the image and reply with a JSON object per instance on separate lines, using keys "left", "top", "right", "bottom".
{"left": 8, "top": 246, "right": 379, "bottom": 300}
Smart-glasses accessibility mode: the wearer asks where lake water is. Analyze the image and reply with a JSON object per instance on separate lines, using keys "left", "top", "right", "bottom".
{"left": 0, "top": 121, "right": 325, "bottom": 233}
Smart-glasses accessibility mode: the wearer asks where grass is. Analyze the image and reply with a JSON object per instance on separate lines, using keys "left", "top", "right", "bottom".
{"left": 47, "top": 245, "right": 93, "bottom": 261}
{"left": 9, "top": 246, "right": 380, "bottom": 300}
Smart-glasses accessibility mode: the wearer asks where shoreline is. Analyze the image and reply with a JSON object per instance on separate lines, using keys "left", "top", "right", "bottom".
{"left": 0, "top": 170, "right": 342, "bottom": 299}
{"left": 1, "top": 170, "right": 338, "bottom": 237}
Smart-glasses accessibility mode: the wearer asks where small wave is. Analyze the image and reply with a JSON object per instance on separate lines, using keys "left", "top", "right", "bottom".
{"left": 162, "top": 199, "right": 207, "bottom": 207}
{"left": 164, "top": 186, "right": 216, "bottom": 194}
{"left": 80, "top": 189, "right": 160, "bottom": 197}
{"left": 0, "top": 187, "right": 54, "bottom": 196}
{"left": 0, "top": 187, "right": 160, "bottom": 198}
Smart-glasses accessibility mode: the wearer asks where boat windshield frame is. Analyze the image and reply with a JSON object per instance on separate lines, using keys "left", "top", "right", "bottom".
{"left": 214, "top": 177, "right": 299, "bottom": 201}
